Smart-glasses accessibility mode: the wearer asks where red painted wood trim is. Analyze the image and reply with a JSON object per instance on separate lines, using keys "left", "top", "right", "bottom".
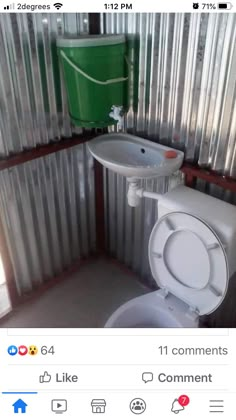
{"left": 181, "top": 164, "right": 236, "bottom": 193}
{"left": 0, "top": 134, "right": 95, "bottom": 171}
{"left": 184, "top": 172, "right": 196, "bottom": 189}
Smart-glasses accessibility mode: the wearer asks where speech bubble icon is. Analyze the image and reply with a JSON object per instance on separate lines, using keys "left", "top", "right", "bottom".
{"left": 142, "top": 372, "right": 153, "bottom": 383}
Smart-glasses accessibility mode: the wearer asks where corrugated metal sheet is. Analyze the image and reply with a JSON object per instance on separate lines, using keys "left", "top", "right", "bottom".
{"left": 1, "top": 12, "right": 235, "bottom": 175}
{"left": 102, "top": 13, "right": 236, "bottom": 285}
{"left": 0, "top": 13, "right": 89, "bottom": 156}
{"left": 195, "top": 178, "right": 236, "bottom": 204}
{"left": 104, "top": 169, "right": 184, "bottom": 286}
{"left": 0, "top": 143, "right": 96, "bottom": 294}
{"left": 0, "top": 12, "right": 235, "bottom": 296}
{"left": 102, "top": 13, "right": 236, "bottom": 177}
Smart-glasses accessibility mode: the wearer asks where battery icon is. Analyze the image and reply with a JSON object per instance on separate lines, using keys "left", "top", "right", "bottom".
{"left": 217, "top": 2, "right": 233, "bottom": 8}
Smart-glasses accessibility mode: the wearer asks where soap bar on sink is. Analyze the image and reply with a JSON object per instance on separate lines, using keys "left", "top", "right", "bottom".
{"left": 164, "top": 150, "right": 178, "bottom": 159}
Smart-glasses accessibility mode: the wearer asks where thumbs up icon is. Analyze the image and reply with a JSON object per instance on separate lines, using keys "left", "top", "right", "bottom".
{"left": 171, "top": 399, "right": 185, "bottom": 414}
{"left": 39, "top": 371, "right": 51, "bottom": 383}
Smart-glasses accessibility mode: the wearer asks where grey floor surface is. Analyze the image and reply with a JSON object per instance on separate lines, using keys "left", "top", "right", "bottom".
{"left": 0, "top": 259, "right": 148, "bottom": 328}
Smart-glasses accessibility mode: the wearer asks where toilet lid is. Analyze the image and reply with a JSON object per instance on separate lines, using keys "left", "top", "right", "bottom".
{"left": 148, "top": 212, "right": 229, "bottom": 315}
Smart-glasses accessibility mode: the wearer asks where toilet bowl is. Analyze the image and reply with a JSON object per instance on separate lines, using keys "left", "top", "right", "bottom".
{"left": 104, "top": 290, "right": 199, "bottom": 328}
{"left": 105, "top": 186, "right": 236, "bottom": 328}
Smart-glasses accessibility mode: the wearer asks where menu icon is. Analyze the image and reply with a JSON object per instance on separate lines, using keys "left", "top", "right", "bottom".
{"left": 209, "top": 399, "right": 224, "bottom": 413}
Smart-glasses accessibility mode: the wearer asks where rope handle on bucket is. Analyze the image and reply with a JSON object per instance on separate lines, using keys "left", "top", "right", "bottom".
{"left": 60, "top": 50, "right": 129, "bottom": 85}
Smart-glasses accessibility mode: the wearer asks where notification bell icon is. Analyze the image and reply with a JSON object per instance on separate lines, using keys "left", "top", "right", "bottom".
{"left": 171, "top": 399, "right": 185, "bottom": 414}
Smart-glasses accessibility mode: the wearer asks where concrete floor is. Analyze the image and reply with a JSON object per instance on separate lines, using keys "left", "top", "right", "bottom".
{"left": 1, "top": 257, "right": 235, "bottom": 328}
{"left": 0, "top": 259, "right": 148, "bottom": 328}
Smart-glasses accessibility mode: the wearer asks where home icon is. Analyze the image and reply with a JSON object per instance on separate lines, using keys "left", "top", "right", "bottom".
{"left": 91, "top": 399, "right": 106, "bottom": 413}
{"left": 12, "top": 399, "right": 28, "bottom": 414}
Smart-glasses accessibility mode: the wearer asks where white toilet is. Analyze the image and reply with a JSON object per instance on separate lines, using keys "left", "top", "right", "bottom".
{"left": 105, "top": 185, "right": 236, "bottom": 328}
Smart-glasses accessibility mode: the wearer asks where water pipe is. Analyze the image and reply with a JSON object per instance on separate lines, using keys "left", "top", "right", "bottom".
{"left": 136, "top": 188, "right": 163, "bottom": 200}
{"left": 127, "top": 181, "right": 163, "bottom": 207}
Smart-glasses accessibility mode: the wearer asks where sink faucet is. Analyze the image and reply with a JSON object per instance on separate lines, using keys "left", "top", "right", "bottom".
{"left": 109, "top": 105, "right": 124, "bottom": 127}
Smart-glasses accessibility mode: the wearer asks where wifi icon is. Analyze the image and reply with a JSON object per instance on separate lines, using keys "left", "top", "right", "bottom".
{"left": 54, "top": 2, "right": 63, "bottom": 10}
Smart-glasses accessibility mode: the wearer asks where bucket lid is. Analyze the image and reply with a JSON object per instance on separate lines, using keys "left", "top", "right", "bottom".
{"left": 56, "top": 35, "right": 126, "bottom": 48}
{"left": 148, "top": 212, "right": 229, "bottom": 315}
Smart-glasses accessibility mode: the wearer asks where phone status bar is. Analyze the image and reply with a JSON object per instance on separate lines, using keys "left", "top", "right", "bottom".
{"left": 0, "top": 0, "right": 235, "bottom": 13}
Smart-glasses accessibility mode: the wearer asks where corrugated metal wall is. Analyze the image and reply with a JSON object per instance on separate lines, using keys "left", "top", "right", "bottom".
{"left": 102, "top": 13, "right": 236, "bottom": 177}
{"left": 0, "top": 13, "right": 88, "bottom": 156}
{"left": 0, "top": 13, "right": 96, "bottom": 300}
{"left": 0, "top": 13, "right": 236, "bottom": 296}
{"left": 0, "top": 144, "right": 96, "bottom": 294}
{"left": 102, "top": 13, "right": 236, "bottom": 285}
{"left": 2, "top": 12, "right": 234, "bottom": 172}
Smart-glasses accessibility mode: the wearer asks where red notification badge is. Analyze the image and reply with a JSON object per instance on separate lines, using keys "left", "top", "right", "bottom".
{"left": 178, "top": 395, "right": 190, "bottom": 407}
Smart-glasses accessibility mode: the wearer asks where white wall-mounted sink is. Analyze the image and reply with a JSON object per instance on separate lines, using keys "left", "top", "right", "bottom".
{"left": 88, "top": 133, "right": 184, "bottom": 179}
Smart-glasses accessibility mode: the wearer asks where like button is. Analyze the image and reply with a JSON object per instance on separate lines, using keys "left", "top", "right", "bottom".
{"left": 39, "top": 372, "right": 52, "bottom": 383}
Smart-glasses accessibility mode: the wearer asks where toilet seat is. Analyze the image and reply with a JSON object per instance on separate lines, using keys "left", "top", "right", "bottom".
{"left": 149, "top": 212, "right": 229, "bottom": 316}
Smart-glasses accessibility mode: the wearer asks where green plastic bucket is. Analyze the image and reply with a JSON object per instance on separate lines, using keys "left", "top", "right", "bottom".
{"left": 57, "top": 35, "right": 128, "bottom": 128}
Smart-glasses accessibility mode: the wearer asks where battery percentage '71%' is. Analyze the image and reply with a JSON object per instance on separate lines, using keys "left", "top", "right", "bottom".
{"left": 104, "top": 3, "right": 133, "bottom": 10}
{"left": 202, "top": 3, "right": 216, "bottom": 8}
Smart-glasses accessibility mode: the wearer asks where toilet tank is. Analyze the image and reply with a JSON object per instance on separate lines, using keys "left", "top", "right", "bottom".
{"left": 158, "top": 185, "right": 236, "bottom": 277}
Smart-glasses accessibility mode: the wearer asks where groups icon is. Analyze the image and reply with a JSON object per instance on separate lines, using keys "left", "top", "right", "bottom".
{"left": 8, "top": 345, "right": 38, "bottom": 356}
